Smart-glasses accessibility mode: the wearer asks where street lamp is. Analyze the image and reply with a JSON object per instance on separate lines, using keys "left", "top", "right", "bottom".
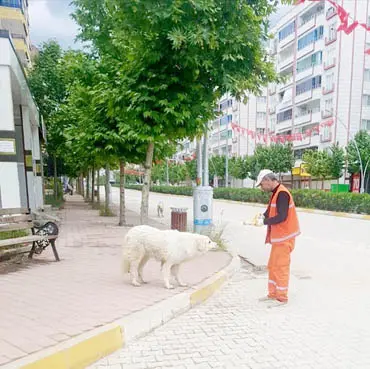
{"left": 324, "top": 110, "right": 369, "bottom": 193}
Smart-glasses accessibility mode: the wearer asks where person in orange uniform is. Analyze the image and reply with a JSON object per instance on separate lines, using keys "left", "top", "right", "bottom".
{"left": 254, "top": 169, "right": 300, "bottom": 306}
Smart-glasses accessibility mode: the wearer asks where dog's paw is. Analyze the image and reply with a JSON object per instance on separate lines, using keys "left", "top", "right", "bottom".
{"left": 131, "top": 280, "right": 142, "bottom": 287}
{"left": 165, "top": 283, "right": 175, "bottom": 289}
{"left": 178, "top": 282, "right": 188, "bottom": 287}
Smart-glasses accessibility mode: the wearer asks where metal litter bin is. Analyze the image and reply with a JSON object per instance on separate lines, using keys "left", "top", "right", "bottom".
{"left": 171, "top": 207, "right": 188, "bottom": 232}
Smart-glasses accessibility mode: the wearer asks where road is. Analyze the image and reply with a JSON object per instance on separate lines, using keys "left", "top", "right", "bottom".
{"left": 91, "top": 187, "right": 370, "bottom": 368}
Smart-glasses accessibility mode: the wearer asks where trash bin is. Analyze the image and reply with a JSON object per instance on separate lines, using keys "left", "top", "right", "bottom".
{"left": 171, "top": 207, "right": 188, "bottom": 232}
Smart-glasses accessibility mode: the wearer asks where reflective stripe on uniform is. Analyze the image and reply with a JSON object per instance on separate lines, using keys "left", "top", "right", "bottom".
{"left": 271, "top": 231, "right": 301, "bottom": 243}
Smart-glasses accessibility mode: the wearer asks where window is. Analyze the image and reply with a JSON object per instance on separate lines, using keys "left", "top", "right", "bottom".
{"left": 220, "top": 130, "right": 232, "bottom": 140}
{"left": 296, "top": 51, "right": 322, "bottom": 73}
{"left": 298, "top": 26, "right": 324, "bottom": 50}
{"left": 257, "top": 112, "right": 266, "bottom": 121}
{"left": 296, "top": 75, "right": 322, "bottom": 95}
{"left": 279, "top": 21, "right": 295, "bottom": 41}
{"left": 219, "top": 99, "right": 233, "bottom": 111}
{"left": 256, "top": 128, "right": 265, "bottom": 134}
{"left": 363, "top": 95, "right": 370, "bottom": 106}
{"left": 325, "top": 73, "right": 334, "bottom": 91}
{"left": 365, "top": 69, "right": 370, "bottom": 81}
{"left": 328, "top": 22, "right": 337, "bottom": 42}
{"left": 324, "top": 98, "right": 333, "bottom": 116}
{"left": 220, "top": 114, "right": 232, "bottom": 125}
{"left": 326, "top": 48, "right": 335, "bottom": 66}
{"left": 257, "top": 96, "right": 267, "bottom": 104}
{"left": 277, "top": 109, "right": 293, "bottom": 122}
{"left": 326, "top": 6, "right": 336, "bottom": 19}
{"left": 361, "top": 119, "right": 370, "bottom": 130}
{"left": 0, "top": 0, "right": 22, "bottom": 8}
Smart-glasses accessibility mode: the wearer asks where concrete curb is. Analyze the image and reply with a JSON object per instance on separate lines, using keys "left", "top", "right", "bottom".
{"left": 123, "top": 189, "right": 370, "bottom": 222}
{"left": 216, "top": 198, "right": 370, "bottom": 221}
{"left": 3, "top": 255, "right": 240, "bottom": 369}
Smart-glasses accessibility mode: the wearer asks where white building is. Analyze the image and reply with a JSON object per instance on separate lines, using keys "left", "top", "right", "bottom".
{"left": 268, "top": 1, "right": 370, "bottom": 160}
{"left": 0, "top": 31, "right": 45, "bottom": 210}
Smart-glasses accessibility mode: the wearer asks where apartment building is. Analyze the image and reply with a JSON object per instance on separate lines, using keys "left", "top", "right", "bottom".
{"left": 268, "top": 1, "right": 370, "bottom": 160}
{"left": 0, "top": 0, "right": 31, "bottom": 68}
{"left": 208, "top": 93, "right": 268, "bottom": 160}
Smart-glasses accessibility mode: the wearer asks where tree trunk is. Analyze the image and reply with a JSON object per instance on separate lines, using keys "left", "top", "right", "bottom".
{"left": 91, "top": 167, "right": 95, "bottom": 204}
{"left": 97, "top": 169, "right": 100, "bottom": 204}
{"left": 105, "top": 164, "right": 110, "bottom": 214}
{"left": 53, "top": 155, "right": 58, "bottom": 200}
{"left": 141, "top": 142, "right": 155, "bottom": 224}
{"left": 119, "top": 160, "right": 126, "bottom": 226}
{"left": 81, "top": 174, "right": 85, "bottom": 197}
{"left": 86, "top": 170, "right": 90, "bottom": 201}
{"left": 321, "top": 178, "right": 324, "bottom": 190}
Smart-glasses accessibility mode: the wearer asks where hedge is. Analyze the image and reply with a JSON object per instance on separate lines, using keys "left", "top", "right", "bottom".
{"left": 123, "top": 184, "right": 370, "bottom": 215}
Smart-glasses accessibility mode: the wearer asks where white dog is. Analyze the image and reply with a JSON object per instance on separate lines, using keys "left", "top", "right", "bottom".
{"left": 122, "top": 225, "right": 217, "bottom": 289}
{"left": 157, "top": 201, "right": 164, "bottom": 218}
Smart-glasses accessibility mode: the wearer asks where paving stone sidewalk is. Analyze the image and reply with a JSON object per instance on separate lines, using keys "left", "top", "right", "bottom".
{"left": 0, "top": 195, "right": 230, "bottom": 367}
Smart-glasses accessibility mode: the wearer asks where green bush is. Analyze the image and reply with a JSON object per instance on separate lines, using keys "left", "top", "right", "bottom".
{"left": 124, "top": 184, "right": 370, "bottom": 214}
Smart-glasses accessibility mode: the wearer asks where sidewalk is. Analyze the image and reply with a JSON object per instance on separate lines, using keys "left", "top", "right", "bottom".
{"left": 0, "top": 195, "right": 232, "bottom": 368}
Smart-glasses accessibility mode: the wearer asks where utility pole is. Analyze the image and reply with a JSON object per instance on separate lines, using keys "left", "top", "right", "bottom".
{"left": 225, "top": 152, "right": 229, "bottom": 188}
{"left": 193, "top": 126, "right": 213, "bottom": 235}
{"left": 166, "top": 159, "right": 169, "bottom": 186}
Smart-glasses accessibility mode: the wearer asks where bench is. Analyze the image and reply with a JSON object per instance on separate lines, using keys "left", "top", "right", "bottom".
{"left": 0, "top": 208, "right": 60, "bottom": 261}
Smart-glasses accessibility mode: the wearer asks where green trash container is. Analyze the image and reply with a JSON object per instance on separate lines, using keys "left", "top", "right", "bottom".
{"left": 331, "top": 184, "right": 349, "bottom": 193}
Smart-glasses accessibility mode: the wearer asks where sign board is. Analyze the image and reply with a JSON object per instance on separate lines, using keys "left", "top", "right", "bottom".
{"left": 0, "top": 139, "right": 16, "bottom": 155}
{"left": 351, "top": 173, "right": 360, "bottom": 193}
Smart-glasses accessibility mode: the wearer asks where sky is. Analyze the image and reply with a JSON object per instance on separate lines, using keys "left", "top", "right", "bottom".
{"left": 28, "top": 0, "right": 292, "bottom": 50}
{"left": 28, "top": 0, "right": 80, "bottom": 49}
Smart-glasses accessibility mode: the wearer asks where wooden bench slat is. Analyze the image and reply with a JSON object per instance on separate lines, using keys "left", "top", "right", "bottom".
{"left": 0, "top": 235, "right": 43, "bottom": 248}
{"left": 0, "top": 222, "right": 33, "bottom": 232}
{"left": 0, "top": 208, "right": 29, "bottom": 216}
{"left": 0, "top": 215, "right": 33, "bottom": 224}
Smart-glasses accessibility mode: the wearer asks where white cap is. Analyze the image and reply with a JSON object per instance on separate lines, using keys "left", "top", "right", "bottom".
{"left": 256, "top": 169, "right": 273, "bottom": 187}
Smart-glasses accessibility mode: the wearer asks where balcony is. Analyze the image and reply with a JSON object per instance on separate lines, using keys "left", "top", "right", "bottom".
{"left": 269, "top": 85, "right": 276, "bottom": 95}
{"left": 325, "top": 36, "right": 337, "bottom": 46}
{"left": 279, "top": 32, "right": 295, "bottom": 50}
{"left": 295, "top": 89, "right": 313, "bottom": 104}
{"left": 297, "top": 42, "right": 315, "bottom": 61}
{"left": 269, "top": 106, "right": 276, "bottom": 114}
{"left": 364, "top": 81, "right": 370, "bottom": 95}
{"left": 278, "top": 55, "right": 294, "bottom": 71}
{"left": 324, "top": 58, "right": 336, "bottom": 70}
{"left": 326, "top": 7, "right": 337, "bottom": 21}
{"left": 295, "top": 112, "right": 312, "bottom": 125}
{"left": 322, "top": 110, "right": 333, "bottom": 119}
{"left": 320, "top": 132, "right": 333, "bottom": 143}
{"left": 276, "top": 118, "right": 292, "bottom": 131}
{"left": 323, "top": 84, "right": 335, "bottom": 95}
{"left": 293, "top": 134, "right": 319, "bottom": 148}
{"left": 298, "top": 16, "right": 316, "bottom": 37}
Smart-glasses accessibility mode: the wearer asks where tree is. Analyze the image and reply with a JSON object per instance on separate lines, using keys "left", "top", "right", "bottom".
{"left": 253, "top": 144, "right": 294, "bottom": 179}
{"left": 73, "top": 0, "right": 280, "bottom": 223}
{"left": 28, "top": 41, "right": 68, "bottom": 199}
{"left": 328, "top": 144, "right": 345, "bottom": 183}
{"left": 347, "top": 131, "right": 370, "bottom": 193}
{"left": 209, "top": 156, "right": 226, "bottom": 181}
{"left": 303, "top": 150, "right": 332, "bottom": 190}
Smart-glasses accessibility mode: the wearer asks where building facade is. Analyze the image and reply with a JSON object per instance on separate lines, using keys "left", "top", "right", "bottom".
{"left": 0, "top": 32, "right": 44, "bottom": 210}
{"left": 268, "top": 1, "right": 370, "bottom": 160}
{"left": 0, "top": 0, "right": 31, "bottom": 68}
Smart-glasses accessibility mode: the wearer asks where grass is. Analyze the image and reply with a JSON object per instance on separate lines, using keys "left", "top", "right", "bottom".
{"left": 99, "top": 204, "right": 116, "bottom": 217}
{"left": 45, "top": 194, "right": 64, "bottom": 209}
{"left": 0, "top": 230, "right": 29, "bottom": 241}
